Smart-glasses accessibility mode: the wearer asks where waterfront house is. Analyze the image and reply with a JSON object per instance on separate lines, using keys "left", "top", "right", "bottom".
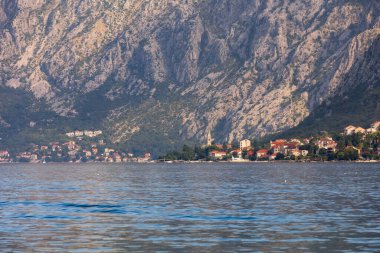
{"left": 289, "top": 149, "right": 302, "bottom": 157}
{"left": 283, "top": 141, "right": 301, "bottom": 154}
{"left": 283, "top": 145, "right": 301, "bottom": 157}
{"left": 210, "top": 151, "right": 227, "bottom": 159}
{"left": 270, "top": 139, "right": 290, "bottom": 154}
{"left": 270, "top": 145, "right": 281, "bottom": 155}
{"left": 0, "top": 150, "right": 10, "bottom": 157}
{"left": 270, "top": 140, "right": 285, "bottom": 154}
{"left": 114, "top": 153, "right": 122, "bottom": 163}
{"left": 17, "top": 152, "right": 32, "bottom": 160}
{"left": 270, "top": 139, "right": 301, "bottom": 155}
{"left": 256, "top": 149, "right": 269, "bottom": 159}
{"left": 105, "top": 148, "right": 115, "bottom": 156}
{"left": 0, "top": 151, "right": 10, "bottom": 162}
{"left": 315, "top": 137, "right": 337, "bottom": 152}
{"left": 230, "top": 149, "right": 242, "bottom": 158}
{"left": 0, "top": 157, "right": 9, "bottom": 162}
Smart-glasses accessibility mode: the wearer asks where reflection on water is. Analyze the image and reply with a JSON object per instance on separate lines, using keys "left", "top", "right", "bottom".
{"left": 0, "top": 163, "right": 379, "bottom": 252}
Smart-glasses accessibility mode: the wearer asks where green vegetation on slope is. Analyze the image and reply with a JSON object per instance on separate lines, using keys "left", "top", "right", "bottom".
{"left": 282, "top": 84, "right": 380, "bottom": 138}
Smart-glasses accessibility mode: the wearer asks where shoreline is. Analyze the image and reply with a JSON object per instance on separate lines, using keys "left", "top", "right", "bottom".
{"left": 1, "top": 160, "right": 379, "bottom": 165}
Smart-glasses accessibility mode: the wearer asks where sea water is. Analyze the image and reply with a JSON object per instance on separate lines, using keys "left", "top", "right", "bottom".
{"left": 0, "top": 162, "right": 379, "bottom": 252}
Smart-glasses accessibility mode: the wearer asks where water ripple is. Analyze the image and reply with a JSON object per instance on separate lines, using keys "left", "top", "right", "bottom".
{"left": 0, "top": 162, "right": 379, "bottom": 252}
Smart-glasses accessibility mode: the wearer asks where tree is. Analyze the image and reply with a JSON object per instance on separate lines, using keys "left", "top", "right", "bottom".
{"left": 336, "top": 139, "right": 346, "bottom": 151}
{"left": 231, "top": 141, "right": 239, "bottom": 149}
{"left": 275, "top": 153, "right": 285, "bottom": 160}
{"left": 248, "top": 150, "right": 255, "bottom": 161}
{"left": 194, "top": 146, "right": 207, "bottom": 160}
{"left": 242, "top": 150, "right": 248, "bottom": 159}
{"left": 344, "top": 147, "right": 359, "bottom": 160}
{"left": 337, "top": 152, "right": 345, "bottom": 160}
{"left": 182, "top": 145, "right": 195, "bottom": 161}
{"left": 300, "top": 144, "right": 318, "bottom": 155}
{"left": 318, "top": 148, "right": 327, "bottom": 156}
{"left": 327, "top": 153, "right": 335, "bottom": 161}
{"left": 19, "top": 157, "right": 30, "bottom": 163}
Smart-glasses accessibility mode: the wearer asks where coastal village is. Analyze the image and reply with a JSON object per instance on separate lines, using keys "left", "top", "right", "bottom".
{"left": 162, "top": 121, "right": 380, "bottom": 162}
{"left": 0, "top": 130, "right": 152, "bottom": 164}
{"left": 0, "top": 121, "right": 379, "bottom": 163}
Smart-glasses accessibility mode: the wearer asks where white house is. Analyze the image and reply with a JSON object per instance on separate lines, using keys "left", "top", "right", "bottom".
{"left": 93, "top": 130, "right": 103, "bottom": 136}
{"left": 355, "top": 127, "right": 365, "bottom": 134}
{"left": 74, "top": 130, "right": 84, "bottom": 137}
{"left": 366, "top": 128, "right": 378, "bottom": 134}
{"left": 344, "top": 125, "right": 357, "bottom": 135}
{"left": 371, "top": 121, "right": 380, "bottom": 130}
{"left": 66, "top": 132, "right": 75, "bottom": 137}
{"left": 240, "top": 139, "right": 251, "bottom": 150}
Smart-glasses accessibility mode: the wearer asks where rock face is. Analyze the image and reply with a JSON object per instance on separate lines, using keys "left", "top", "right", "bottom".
{"left": 0, "top": 0, "right": 379, "bottom": 148}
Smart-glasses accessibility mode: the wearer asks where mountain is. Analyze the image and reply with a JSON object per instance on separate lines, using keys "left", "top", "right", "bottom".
{"left": 281, "top": 34, "right": 380, "bottom": 138}
{"left": 0, "top": 0, "right": 379, "bottom": 154}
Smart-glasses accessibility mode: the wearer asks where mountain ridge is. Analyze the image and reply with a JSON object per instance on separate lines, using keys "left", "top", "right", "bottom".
{"left": 0, "top": 0, "right": 379, "bottom": 153}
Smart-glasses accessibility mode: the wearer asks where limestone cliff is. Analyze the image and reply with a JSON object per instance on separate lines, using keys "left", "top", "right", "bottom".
{"left": 0, "top": 0, "right": 379, "bottom": 149}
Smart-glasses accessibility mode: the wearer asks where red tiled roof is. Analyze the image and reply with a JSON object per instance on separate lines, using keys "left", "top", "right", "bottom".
{"left": 211, "top": 151, "right": 227, "bottom": 155}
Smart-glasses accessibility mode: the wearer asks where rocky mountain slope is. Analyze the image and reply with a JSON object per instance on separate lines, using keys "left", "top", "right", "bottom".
{"left": 0, "top": 0, "right": 379, "bottom": 152}
{"left": 282, "top": 34, "right": 380, "bottom": 138}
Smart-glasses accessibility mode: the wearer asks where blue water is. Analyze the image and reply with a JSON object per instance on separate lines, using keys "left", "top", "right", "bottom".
{"left": 0, "top": 162, "right": 379, "bottom": 252}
